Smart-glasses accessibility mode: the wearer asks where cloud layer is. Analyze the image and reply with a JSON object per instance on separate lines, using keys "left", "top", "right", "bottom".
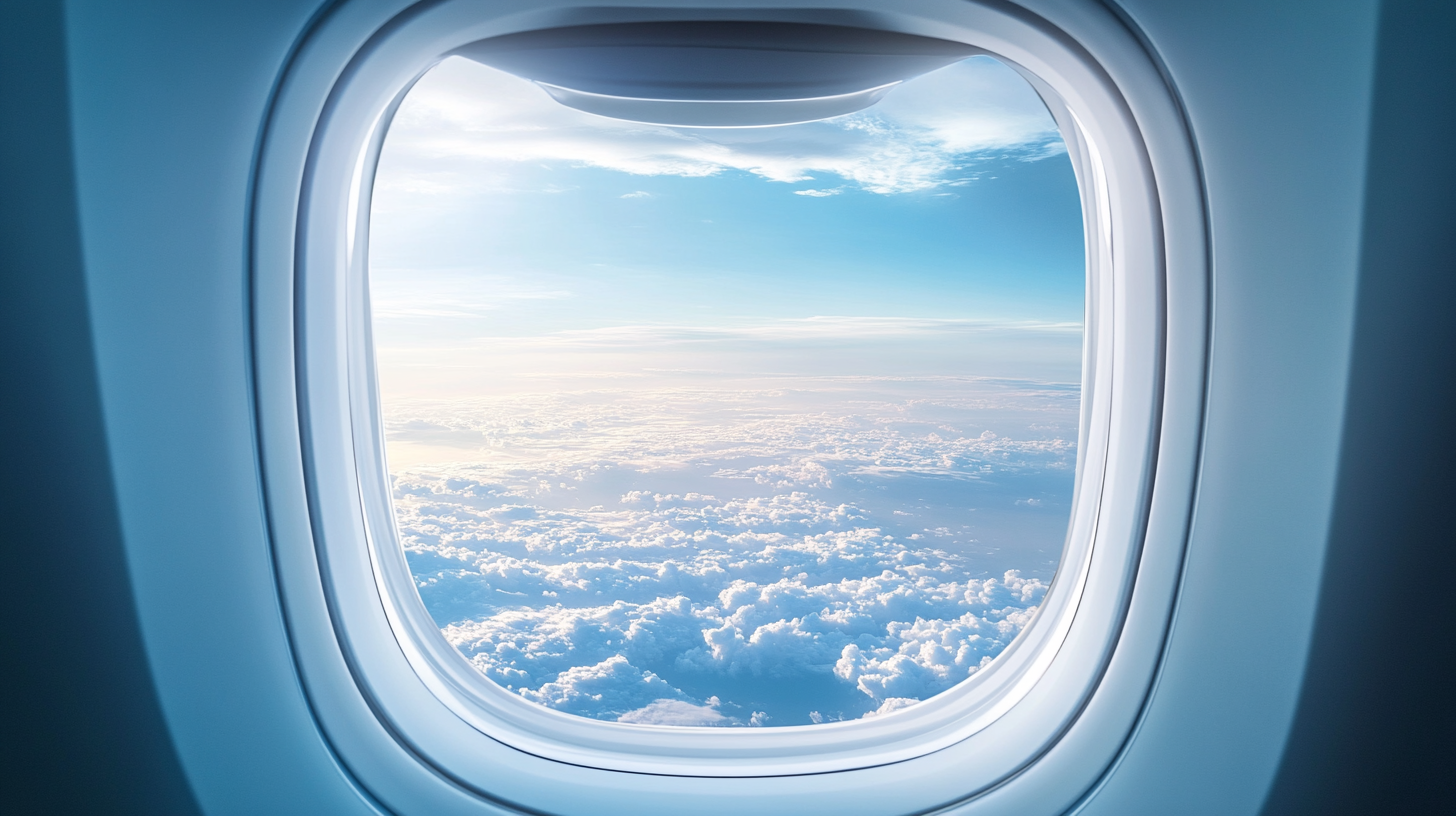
{"left": 391, "top": 381, "right": 1074, "bottom": 725}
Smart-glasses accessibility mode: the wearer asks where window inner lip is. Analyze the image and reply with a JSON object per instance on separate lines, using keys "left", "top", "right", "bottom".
{"left": 341, "top": 31, "right": 1116, "bottom": 777}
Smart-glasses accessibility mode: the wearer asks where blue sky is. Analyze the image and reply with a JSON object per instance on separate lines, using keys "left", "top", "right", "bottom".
{"left": 370, "top": 56, "right": 1083, "bottom": 397}
{"left": 369, "top": 55, "right": 1085, "bottom": 727}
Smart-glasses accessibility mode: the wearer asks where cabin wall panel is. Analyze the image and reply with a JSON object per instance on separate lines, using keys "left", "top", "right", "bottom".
{"left": 0, "top": 2, "right": 201, "bottom": 812}
{"left": 1081, "top": 1, "right": 1378, "bottom": 813}
{"left": 63, "top": 1, "right": 380, "bottom": 812}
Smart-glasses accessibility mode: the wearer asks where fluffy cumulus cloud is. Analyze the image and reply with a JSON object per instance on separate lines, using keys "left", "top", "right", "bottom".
{"left": 391, "top": 381, "right": 1074, "bottom": 725}
{"left": 379, "top": 54, "right": 1064, "bottom": 198}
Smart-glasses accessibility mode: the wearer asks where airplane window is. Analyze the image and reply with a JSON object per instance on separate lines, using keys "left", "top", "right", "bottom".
{"left": 367, "top": 54, "right": 1084, "bottom": 728}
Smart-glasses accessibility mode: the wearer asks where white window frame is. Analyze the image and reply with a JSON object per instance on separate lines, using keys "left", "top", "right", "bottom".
{"left": 251, "top": 0, "right": 1208, "bottom": 813}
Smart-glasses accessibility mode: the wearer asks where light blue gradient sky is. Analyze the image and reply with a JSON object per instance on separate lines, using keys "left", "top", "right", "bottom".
{"left": 369, "top": 55, "right": 1084, "bottom": 400}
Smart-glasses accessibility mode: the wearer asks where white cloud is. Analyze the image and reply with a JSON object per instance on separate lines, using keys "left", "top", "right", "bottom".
{"left": 618, "top": 698, "right": 731, "bottom": 726}
{"left": 377, "top": 55, "right": 1064, "bottom": 198}
{"left": 620, "top": 190, "right": 653, "bottom": 199}
{"left": 516, "top": 655, "right": 690, "bottom": 719}
{"left": 862, "top": 697, "right": 923, "bottom": 719}
{"left": 794, "top": 188, "right": 841, "bottom": 197}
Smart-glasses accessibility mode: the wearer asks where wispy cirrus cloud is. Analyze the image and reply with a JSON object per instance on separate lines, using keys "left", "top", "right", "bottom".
{"left": 378, "top": 55, "right": 1064, "bottom": 197}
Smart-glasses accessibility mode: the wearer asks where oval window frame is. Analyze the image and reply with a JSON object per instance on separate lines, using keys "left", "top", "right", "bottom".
{"left": 252, "top": 0, "right": 1207, "bottom": 813}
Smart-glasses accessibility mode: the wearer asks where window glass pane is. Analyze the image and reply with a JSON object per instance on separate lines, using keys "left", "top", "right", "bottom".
{"left": 370, "top": 55, "right": 1083, "bottom": 727}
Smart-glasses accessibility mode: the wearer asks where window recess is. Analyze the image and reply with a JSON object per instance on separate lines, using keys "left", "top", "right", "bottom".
{"left": 251, "top": 2, "right": 1208, "bottom": 813}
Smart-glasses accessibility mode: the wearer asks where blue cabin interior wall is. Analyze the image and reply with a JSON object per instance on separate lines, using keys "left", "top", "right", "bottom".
{"left": 0, "top": 2, "right": 200, "bottom": 813}
{"left": 57, "top": 0, "right": 377, "bottom": 813}
{"left": 1080, "top": 1, "right": 1378, "bottom": 811}
{"left": 1261, "top": 2, "right": 1456, "bottom": 813}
